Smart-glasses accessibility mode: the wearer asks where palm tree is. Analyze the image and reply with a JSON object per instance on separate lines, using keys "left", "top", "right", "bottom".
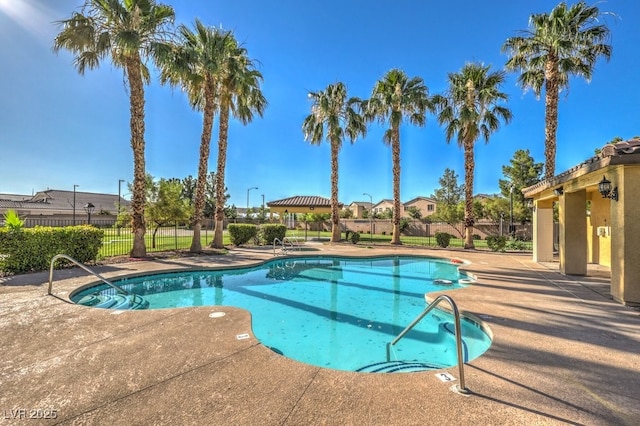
{"left": 303, "top": 83, "right": 367, "bottom": 242}
{"left": 160, "top": 21, "right": 231, "bottom": 252}
{"left": 53, "top": 0, "right": 175, "bottom": 258}
{"left": 365, "top": 69, "right": 432, "bottom": 244}
{"left": 433, "top": 62, "right": 512, "bottom": 249}
{"left": 502, "top": 1, "right": 612, "bottom": 179}
{"left": 210, "top": 35, "right": 267, "bottom": 249}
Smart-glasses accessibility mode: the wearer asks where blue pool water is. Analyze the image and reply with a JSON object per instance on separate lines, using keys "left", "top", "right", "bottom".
{"left": 71, "top": 256, "right": 492, "bottom": 372}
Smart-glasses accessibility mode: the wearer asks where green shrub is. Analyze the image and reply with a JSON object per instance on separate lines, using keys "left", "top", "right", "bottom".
{"left": 472, "top": 234, "right": 481, "bottom": 240}
{"left": 350, "top": 232, "right": 360, "bottom": 244}
{"left": 486, "top": 236, "right": 507, "bottom": 252}
{"left": 399, "top": 218, "right": 410, "bottom": 233}
{"left": 506, "top": 238, "right": 529, "bottom": 251}
{"left": 435, "top": 232, "right": 451, "bottom": 248}
{"left": 3, "top": 209, "right": 24, "bottom": 232}
{"left": 228, "top": 224, "right": 258, "bottom": 246}
{"left": 0, "top": 225, "right": 103, "bottom": 274}
{"left": 260, "top": 224, "right": 286, "bottom": 245}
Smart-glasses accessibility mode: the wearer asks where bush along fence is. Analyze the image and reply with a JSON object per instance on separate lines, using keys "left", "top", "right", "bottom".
{"left": 0, "top": 225, "right": 103, "bottom": 274}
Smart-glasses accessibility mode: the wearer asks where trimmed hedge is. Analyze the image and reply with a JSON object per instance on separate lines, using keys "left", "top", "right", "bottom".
{"left": 350, "top": 232, "right": 360, "bottom": 244}
{"left": 260, "top": 224, "right": 287, "bottom": 245}
{"left": 228, "top": 224, "right": 258, "bottom": 246}
{"left": 0, "top": 225, "right": 104, "bottom": 274}
{"left": 435, "top": 232, "right": 452, "bottom": 248}
{"left": 486, "top": 235, "right": 507, "bottom": 252}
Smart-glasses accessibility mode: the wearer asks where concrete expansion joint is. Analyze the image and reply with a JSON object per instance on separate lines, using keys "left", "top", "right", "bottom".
{"left": 58, "top": 340, "right": 262, "bottom": 424}
{"left": 281, "top": 367, "right": 321, "bottom": 425}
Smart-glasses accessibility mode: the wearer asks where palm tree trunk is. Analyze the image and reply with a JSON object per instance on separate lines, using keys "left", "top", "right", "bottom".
{"left": 330, "top": 138, "right": 341, "bottom": 242}
{"left": 544, "top": 59, "right": 559, "bottom": 180}
{"left": 190, "top": 80, "right": 215, "bottom": 252}
{"left": 464, "top": 139, "right": 475, "bottom": 249}
{"left": 126, "top": 57, "right": 147, "bottom": 258}
{"left": 212, "top": 94, "right": 230, "bottom": 249}
{"left": 391, "top": 127, "right": 402, "bottom": 245}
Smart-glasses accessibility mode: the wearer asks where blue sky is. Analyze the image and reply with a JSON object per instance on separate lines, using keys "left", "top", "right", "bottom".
{"left": 1, "top": 0, "right": 638, "bottom": 209}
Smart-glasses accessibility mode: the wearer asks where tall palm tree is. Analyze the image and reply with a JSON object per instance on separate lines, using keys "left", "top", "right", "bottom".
{"left": 502, "top": 1, "right": 611, "bottom": 179}
{"left": 210, "top": 35, "right": 267, "bottom": 249}
{"left": 53, "top": 0, "right": 175, "bottom": 258}
{"left": 365, "top": 69, "right": 432, "bottom": 244}
{"left": 433, "top": 62, "right": 512, "bottom": 249}
{"left": 303, "top": 83, "right": 367, "bottom": 243}
{"left": 160, "top": 20, "right": 231, "bottom": 252}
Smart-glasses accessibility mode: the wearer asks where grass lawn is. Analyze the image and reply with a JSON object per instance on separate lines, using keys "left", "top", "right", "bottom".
{"left": 99, "top": 228, "right": 231, "bottom": 257}
{"left": 285, "top": 230, "right": 493, "bottom": 249}
{"left": 98, "top": 227, "right": 528, "bottom": 258}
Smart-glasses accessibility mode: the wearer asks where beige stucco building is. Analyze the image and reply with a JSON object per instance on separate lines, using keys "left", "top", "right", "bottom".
{"left": 347, "top": 201, "right": 372, "bottom": 219}
{"left": 523, "top": 139, "right": 640, "bottom": 306}
{"left": 369, "top": 197, "right": 437, "bottom": 219}
{"left": 403, "top": 196, "right": 437, "bottom": 218}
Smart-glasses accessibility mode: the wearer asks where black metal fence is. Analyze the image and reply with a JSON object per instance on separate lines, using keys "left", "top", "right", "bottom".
{"left": 20, "top": 218, "right": 533, "bottom": 258}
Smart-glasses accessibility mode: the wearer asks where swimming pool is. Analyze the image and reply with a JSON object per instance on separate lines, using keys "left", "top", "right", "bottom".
{"left": 71, "top": 255, "right": 492, "bottom": 372}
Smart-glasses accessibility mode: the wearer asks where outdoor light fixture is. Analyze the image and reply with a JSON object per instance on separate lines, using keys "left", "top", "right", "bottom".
{"left": 525, "top": 198, "right": 534, "bottom": 209}
{"left": 246, "top": 186, "right": 258, "bottom": 218}
{"left": 84, "top": 202, "right": 95, "bottom": 225}
{"left": 553, "top": 187, "right": 564, "bottom": 196}
{"left": 598, "top": 176, "right": 618, "bottom": 201}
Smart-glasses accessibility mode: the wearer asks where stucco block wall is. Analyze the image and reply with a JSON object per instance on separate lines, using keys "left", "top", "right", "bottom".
{"left": 610, "top": 166, "right": 640, "bottom": 305}
{"left": 559, "top": 190, "right": 587, "bottom": 275}
{"left": 587, "top": 195, "right": 611, "bottom": 267}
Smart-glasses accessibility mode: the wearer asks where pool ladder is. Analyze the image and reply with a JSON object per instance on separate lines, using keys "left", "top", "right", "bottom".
{"left": 272, "top": 237, "right": 301, "bottom": 256}
{"left": 387, "top": 294, "right": 469, "bottom": 395}
{"left": 47, "top": 254, "right": 129, "bottom": 296}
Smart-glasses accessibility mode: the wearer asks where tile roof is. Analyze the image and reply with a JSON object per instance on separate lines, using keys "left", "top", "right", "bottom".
{"left": 0, "top": 193, "right": 32, "bottom": 201}
{"left": 403, "top": 196, "right": 436, "bottom": 205}
{"left": 0, "top": 189, "right": 130, "bottom": 213}
{"left": 267, "top": 195, "right": 338, "bottom": 207}
{"left": 523, "top": 138, "right": 640, "bottom": 197}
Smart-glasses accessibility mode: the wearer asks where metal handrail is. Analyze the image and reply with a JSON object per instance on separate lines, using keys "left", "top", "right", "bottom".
{"left": 273, "top": 238, "right": 284, "bottom": 255}
{"left": 283, "top": 236, "right": 300, "bottom": 250}
{"left": 386, "top": 294, "right": 469, "bottom": 394}
{"left": 273, "top": 237, "right": 300, "bottom": 256}
{"left": 48, "top": 254, "right": 129, "bottom": 296}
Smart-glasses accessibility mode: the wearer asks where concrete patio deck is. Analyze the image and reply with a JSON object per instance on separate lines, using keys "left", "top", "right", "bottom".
{"left": 1, "top": 244, "right": 639, "bottom": 425}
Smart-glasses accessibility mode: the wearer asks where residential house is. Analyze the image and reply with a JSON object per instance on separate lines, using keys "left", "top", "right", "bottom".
{"left": 403, "top": 196, "right": 437, "bottom": 218}
{"left": 371, "top": 199, "right": 395, "bottom": 217}
{"left": 0, "top": 189, "right": 129, "bottom": 226}
{"left": 347, "top": 201, "right": 372, "bottom": 219}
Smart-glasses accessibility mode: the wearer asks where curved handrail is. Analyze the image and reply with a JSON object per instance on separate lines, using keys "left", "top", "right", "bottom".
{"left": 273, "top": 238, "right": 284, "bottom": 255}
{"left": 273, "top": 237, "right": 300, "bottom": 255}
{"left": 387, "top": 294, "right": 469, "bottom": 394}
{"left": 48, "top": 254, "right": 129, "bottom": 296}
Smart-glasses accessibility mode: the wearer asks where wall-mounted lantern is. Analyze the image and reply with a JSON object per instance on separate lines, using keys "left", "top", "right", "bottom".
{"left": 598, "top": 176, "right": 618, "bottom": 202}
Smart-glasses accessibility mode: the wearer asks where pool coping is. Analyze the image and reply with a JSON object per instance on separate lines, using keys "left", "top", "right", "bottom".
{"left": 2, "top": 244, "right": 639, "bottom": 425}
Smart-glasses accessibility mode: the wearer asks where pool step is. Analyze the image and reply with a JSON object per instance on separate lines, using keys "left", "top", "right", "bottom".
{"left": 76, "top": 293, "right": 149, "bottom": 310}
{"left": 355, "top": 360, "right": 447, "bottom": 373}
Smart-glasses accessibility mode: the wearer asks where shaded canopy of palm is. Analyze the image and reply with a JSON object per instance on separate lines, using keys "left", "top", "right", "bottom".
{"left": 159, "top": 20, "right": 233, "bottom": 252}
{"left": 302, "top": 82, "right": 367, "bottom": 242}
{"left": 502, "top": 1, "right": 612, "bottom": 178}
{"left": 365, "top": 69, "right": 432, "bottom": 244}
{"left": 434, "top": 62, "right": 512, "bottom": 249}
{"left": 53, "top": 0, "right": 175, "bottom": 258}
